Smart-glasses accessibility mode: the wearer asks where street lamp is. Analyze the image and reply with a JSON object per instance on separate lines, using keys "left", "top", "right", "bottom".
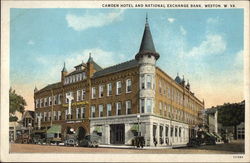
{"left": 28, "top": 123, "right": 32, "bottom": 143}
{"left": 137, "top": 114, "right": 140, "bottom": 136}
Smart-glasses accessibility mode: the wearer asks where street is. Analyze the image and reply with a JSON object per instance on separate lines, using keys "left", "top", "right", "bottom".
{"left": 10, "top": 140, "right": 244, "bottom": 154}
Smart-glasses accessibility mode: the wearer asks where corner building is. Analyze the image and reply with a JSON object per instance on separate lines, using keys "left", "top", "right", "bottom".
{"left": 34, "top": 17, "right": 204, "bottom": 147}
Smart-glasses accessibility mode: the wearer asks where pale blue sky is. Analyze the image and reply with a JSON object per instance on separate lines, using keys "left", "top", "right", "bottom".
{"left": 10, "top": 9, "right": 244, "bottom": 109}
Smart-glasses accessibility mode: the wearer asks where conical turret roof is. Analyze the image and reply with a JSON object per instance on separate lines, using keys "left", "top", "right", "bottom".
{"left": 61, "top": 62, "right": 67, "bottom": 72}
{"left": 135, "top": 14, "right": 159, "bottom": 60}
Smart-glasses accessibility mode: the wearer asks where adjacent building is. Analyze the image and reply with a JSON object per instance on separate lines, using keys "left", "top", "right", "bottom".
{"left": 34, "top": 16, "right": 204, "bottom": 146}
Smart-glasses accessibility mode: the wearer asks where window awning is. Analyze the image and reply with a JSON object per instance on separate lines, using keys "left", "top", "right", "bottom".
{"left": 130, "top": 124, "right": 139, "bottom": 132}
{"left": 47, "top": 125, "right": 61, "bottom": 134}
{"left": 94, "top": 126, "right": 102, "bottom": 133}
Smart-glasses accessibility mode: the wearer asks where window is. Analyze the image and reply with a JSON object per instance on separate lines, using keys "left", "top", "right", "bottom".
{"left": 81, "top": 107, "right": 85, "bottom": 118}
{"left": 146, "top": 75, "right": 152, "bottom": 89}
{"left": 107, "top": 83, "right": 112, "bottom": 96}
{"left": 126, "top": 100, "right": 132, "bottom": 114}
{"left": 99, "top": 85, "right": 104, "bottom": 98}
{"left": 91, "top": 106, "right": 96, "bottom": 118}
{"left": 165, "top": 126, "right": 169, "bottom": 137}
{"left": 81, "top": 89, "right": 86, "bottom": 100}
{"left": 170, "top": 126, "right": 173, "bottom": 137}
{"left": 179, "top": 128, "right": 181, "bottom": 137}
{"left": 77, "top": 90, "right": 81, "bottom": 101}
{"left": 49, "top": 96, "right": 52, "bottom": 106}
{"left": 159, "top": 80, "right": 162, "bottom": 94}
{"left": 92, "top": 87, "right": 96, "bottom": 99}
{"left": 44, "top": 112, "right": 47, "bottom": 121}
{"left": 116, "top": 102, "right": 122, "bottom": 115}
{"left": 40, "top": 99, "right": 43, "bottom": 108}
{"left": 107, "top": 104, "right": 112, "bottom": 116}
{"left": 65, "top": 110, "right": 68, "bottom": 120}
{"left": 175, "top": 127, "right": 178, "bottom": 137}
{"left": 140, "top": 99, "right": 145, "bottom": 113}
{"left": 53, "top": 95, "right": 57, "bottom": 105}
{"left": 44, "top": 98, "right": 48, "bottom": 107}
{"left": 58, "top": 94, "right": 62, "bottom": 104}
{"left": 58, "top": 111, "right": 61, "bottom": 120}
{"left": 54, "top": 111, "right": 57, "bottom": 120}
{"left": 35, "top": 99, "right": 39, "bottom": 108}
{"left": 72, "top": 75, "right": 75, "bottom": 83}
{"left": 48, "top": 112, "right": 51, "bottom": 121}
{"left": 82, "top": 72, "right": 86, "bottom": 80}
{"left": 99, "top": 105, "right": 104, "bottom": 117}
{"left": 146, "top": 98, "right": 152, "bottom": 113}
{"left": 126, "top": 79, "right": 132, "bottom": 93}
{"left": 141, "top": 75, "right": 145, "bottom": 89}
{"left": 116, "top": 81, "right": 122, "bottom": 95}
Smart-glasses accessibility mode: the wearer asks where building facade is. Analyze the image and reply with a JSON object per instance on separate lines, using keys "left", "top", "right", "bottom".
{"left": 34, "top": 17, "right": 204, "bottom": 147}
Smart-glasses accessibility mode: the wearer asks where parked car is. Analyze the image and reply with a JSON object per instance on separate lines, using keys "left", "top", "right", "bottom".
{"left": 79, "top": 134, "right": 101, "bottom": 148}
{"left": 64, "top": 138, "right": 78, "bottom": 147}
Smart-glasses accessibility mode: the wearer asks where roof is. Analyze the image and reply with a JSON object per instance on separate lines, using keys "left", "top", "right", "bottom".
{"left": 93, "top": 59, "right": 139, "bottom": 78}
{"left": 22, "top": 110, "right": 35, "bottom": 120}
{"left": 92, "top": 61, "right": 103, "bottom": 71}
{"left": 36, "top": 82, "right": 61, "bottom": 93}
{"left": 135, "top": 17, "right": 160, "bottom": 60}
{"left": 175, "top": 75, "right": 182, "bottom": 84}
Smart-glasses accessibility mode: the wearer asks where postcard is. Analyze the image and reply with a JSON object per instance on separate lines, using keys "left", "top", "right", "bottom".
{"left": 1, "top": 0, "right": 249, "bottom": 162}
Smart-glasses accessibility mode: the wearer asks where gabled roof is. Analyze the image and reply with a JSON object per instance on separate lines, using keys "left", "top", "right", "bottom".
{"left": 93, "top": 59, "right": 139, "bottom": 78}
{"left": 22, "top": 110, "right": 35, "bottom": 120}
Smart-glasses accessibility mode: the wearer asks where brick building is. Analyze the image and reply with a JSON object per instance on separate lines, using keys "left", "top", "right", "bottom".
{"left": 34, "top": 16, "right": 204, "bottom": 147}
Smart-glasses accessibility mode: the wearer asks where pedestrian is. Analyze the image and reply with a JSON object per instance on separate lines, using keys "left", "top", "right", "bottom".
{"left": 153, "top": 137, "right": 157, "bottom": 147}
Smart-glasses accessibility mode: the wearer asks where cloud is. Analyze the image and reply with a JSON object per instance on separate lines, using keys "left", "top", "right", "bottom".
{"left": 167, "top": 18, "right": 175, "bottom": 23}
{"left": 180, "top": 26, "right": 187, "bottom": 35}
{"left": 27, "top": 40, "right": 35, "bottom": 45}
{"left": 206, "top": 17, "right": 219, "bottom": 24}
{"left": 187, "top": 34, "right": 226, "bottom": 56}
{"left": 66, "top": 10, "right": 124, "bottom": 31}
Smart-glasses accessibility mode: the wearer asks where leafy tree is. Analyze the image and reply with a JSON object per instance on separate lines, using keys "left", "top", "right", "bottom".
{"left": 9, "top": 87, "right": 26, "bottom": 114}
{"left": 9, "top": 116, "right": 18, "bottom": 122}
{"left": 218, "top": 101, "right": 245, "bottom": 139}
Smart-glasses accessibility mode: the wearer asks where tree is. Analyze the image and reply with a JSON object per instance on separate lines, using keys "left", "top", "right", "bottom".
{"left": 9, "top": 87, "right": 27, "bottom": 114}
{"left": 218, "top": 101, "right": 245, "bottom": 139}
{"left": 9, "top": 116, "right": 18, "bottom": 122}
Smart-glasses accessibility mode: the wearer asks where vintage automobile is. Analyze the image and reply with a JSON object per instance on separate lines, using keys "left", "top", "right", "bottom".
{"left": 78, "top": 134, "right": 101, "bottom": 148}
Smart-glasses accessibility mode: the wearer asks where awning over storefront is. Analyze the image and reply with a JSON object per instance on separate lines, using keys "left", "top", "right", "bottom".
{"left": 94, "top": 126, "right": 102, "bottom": 133}
{"left": 130, "top": 124, "right": 139, "bottom": 132}
{"left": 213, "top": 132, "right": 222, "bottom": 139}
{"left": 47, "top": 125, "right": 61, "bottom": 134}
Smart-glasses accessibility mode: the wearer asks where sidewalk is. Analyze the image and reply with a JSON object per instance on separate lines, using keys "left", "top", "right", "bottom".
{"left": 99, "top": 144, "right": 187, "bottom": 149}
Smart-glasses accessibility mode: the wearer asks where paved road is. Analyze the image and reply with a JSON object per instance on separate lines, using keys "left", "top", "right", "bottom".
{"left": 10, "top": 140, "right": 244, "bottom": 154}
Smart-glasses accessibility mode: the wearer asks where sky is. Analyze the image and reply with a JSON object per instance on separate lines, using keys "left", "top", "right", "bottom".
{"left": 10, "top": 9, "right": 244, "bottom": 110}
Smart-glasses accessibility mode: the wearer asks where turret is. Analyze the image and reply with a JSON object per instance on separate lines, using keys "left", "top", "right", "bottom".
{"left": 135, "top": 14, "right": 160, "bottom": 62}
{"left": 61, "top": 62, "right": 68, "bottom": 82}
{"left": 87, "top": 53, "right": 94, "bottom": 78}
{"left": 34, "top": 86, "right": 38, "bottom": 93}
{"left": 136, "top": 14, "right": 158, "bottom": 115}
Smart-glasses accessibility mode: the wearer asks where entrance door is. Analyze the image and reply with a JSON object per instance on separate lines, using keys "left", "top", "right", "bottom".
{"left": 110, "top": 124, "right": 125, "bottom": 144}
